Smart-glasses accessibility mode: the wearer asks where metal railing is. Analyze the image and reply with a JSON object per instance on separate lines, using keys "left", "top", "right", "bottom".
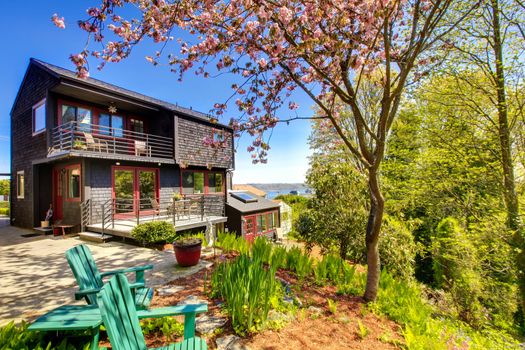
{"left": 50, "top": 121, "right": 173, "bottom": 159}
{"left": 80, "top": 199, "right": 91, "bottom": 232}
{"left": 88, "top": 194, "right": 225, "bottom": 230}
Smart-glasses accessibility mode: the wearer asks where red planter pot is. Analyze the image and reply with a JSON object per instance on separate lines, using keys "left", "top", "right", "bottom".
{"left": 173, "top": 238, "right": 202, "bottom": 267}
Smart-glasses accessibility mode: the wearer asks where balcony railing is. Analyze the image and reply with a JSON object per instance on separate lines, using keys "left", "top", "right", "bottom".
{"left": 50, "top": 121, "right": 173, "bottom": 160}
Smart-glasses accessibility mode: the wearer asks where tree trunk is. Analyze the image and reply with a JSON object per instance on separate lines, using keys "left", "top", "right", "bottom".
{"left": 490, "top": 0, "right": 524, "bottom": 314}
{"left": 364, "top": 169, "right": 385, "bottom": 302}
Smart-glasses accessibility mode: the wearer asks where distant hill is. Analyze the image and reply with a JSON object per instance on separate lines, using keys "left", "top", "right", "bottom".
{"left": 233, "top": 183, "right": 311, "bottom": 199}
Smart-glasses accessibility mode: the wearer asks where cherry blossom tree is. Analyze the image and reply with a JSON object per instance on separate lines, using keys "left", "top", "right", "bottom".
{"left": 55, "top": 0, "right": 476, "bottom": 301}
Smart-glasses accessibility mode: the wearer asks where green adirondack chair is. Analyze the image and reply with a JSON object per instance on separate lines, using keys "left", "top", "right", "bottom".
{"left": 66, "top": 244, "right": 154, "bottom": 309}
{"left": 98, "top": 274, "right": 208, "bottom": 350}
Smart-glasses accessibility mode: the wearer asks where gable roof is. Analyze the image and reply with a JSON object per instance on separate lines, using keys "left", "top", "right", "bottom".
{"left": 28, "top": 58, "right": 232, "bottom": 129}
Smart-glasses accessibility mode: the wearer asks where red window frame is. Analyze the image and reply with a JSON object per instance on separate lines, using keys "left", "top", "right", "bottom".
{"left": 254, "top": 210, "right": 279, "bottom": 234}
{"left": 57, "top": 99, "right": 145, "bottom": 136}
{"left": 65, "top": 163, "right": 82, "bottom": 202}
{"left": 179, "top": 170, "right": 225, "bottom": 195}
{"left": 111, "top": 165, "right": 160, "bottom": 213}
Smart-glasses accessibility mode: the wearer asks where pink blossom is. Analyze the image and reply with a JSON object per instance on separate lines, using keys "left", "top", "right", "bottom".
{"left": 51, "top": 14, "right": 65, "bottom": 29}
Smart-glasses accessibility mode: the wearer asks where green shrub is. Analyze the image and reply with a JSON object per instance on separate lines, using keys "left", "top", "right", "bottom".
{"left": 210, "top": 254, "right": 283, "bottom": 335}
{"left": 140, "top": 317, "right": 184, "bottom": 339}
{"left": 0, "top": 321, "right": 91, "bottom": 349}
{"left": 0, "top": 207, "right": 9, "bottom": 216}
{"left": 0, "top": 201, "right": 8, "bottom": 208}
{"left": 131, "top": 221, "right": 178, "bottom": 244}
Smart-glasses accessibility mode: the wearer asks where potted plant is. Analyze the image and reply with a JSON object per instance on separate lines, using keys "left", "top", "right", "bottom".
{"left": 73, "top": 140, "right": 86, "bottom": 150}
{"left": 173, "top": 238, "right": 202, "bottom": 267}
{"left": 172, "top": 192, "right": 183, "bottom": 201}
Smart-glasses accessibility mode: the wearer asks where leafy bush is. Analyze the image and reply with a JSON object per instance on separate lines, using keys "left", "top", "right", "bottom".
{"left": 210, "top": 254, "right": 282, "bottom": 335}
{"left": 0, "top": 201, "right": 8, "bottom": 208}
{"left": 0, "top": 207, "right": 9, "bottom": 216}
{"left": 140, "top": 317, "right": 184, "bottom": 339}
{"left": 0, "top": 321, "right": 91, "bottom": 349}
{"left": 131, "top": 221, "right": 178, "bottom": 244}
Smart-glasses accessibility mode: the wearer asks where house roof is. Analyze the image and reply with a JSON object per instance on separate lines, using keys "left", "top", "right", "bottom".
{"left": 29, "top": 58, "right": 232, "bottom": 129}
{"left": 232, "top": 184, "right": 267, "bottom": 197}
{"left": 226, "top": 191, "right": 279, "bottom": 214}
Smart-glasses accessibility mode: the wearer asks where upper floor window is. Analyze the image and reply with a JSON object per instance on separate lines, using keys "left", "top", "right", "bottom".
{"left": 61, "top": 104, "right": 92, "bottom": 133}
{"left": 32, "top": 99, "right": 46, "bottom": 135}
{"left": 212, "top": 128, "right": 225, "bottom": 143}
{"left": 130, "top": 119, "right": 144, "bottom": 134}
{"left": 16, "top": 171, "right": 24, "bottom": 199}
{"left": 99, "top": 113, "right": 123, "bottom": 137}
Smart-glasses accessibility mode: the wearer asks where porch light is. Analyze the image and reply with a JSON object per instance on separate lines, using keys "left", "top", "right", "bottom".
{"left": 116, "top": 162, "right": 120, "bottom": 166}
{"left": 108, "top": 103, "right": 117, "bottom": 114}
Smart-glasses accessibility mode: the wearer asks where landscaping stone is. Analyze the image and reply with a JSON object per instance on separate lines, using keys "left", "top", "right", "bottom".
{"left": 177, "top": 295, "right": 209, "bottom": 306}
{"left": 216, "top": 335, "right": 252, "bottom": 350}
{"left": 307, "top": 306, "right": 324, "bottom": 315}
{"left": 196, "top": 314, "right": 227, "bottom": 334}
{"left": 268, "top": 310, "right": 295, "bottom": 323}
{"left": 156, "top": 285, "right": 184, "bottom": 296}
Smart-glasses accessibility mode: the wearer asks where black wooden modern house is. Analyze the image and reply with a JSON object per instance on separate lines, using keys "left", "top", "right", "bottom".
{"left": 10, "top": 58, "right": 234, "bottom": 239}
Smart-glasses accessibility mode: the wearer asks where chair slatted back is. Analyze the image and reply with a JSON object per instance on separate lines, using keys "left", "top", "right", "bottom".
{"left": 97, "top": 274, "right": 147, "bottom": 350}
{"left": 65, "top": 244, "right": 103, "bottom": 304}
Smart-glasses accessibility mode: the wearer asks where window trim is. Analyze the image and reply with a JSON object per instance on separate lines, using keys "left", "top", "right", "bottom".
{"left": 254, "top": 210, "right": 279, "bottom": 234}
{"left": 65, "top": 164, "right": 82, "bottom": 202}
{"left": 16, "top": 170, "right": 24, "bottom": 199}
{"left": 32, "top": 99, "right": 46, "bottom": 136}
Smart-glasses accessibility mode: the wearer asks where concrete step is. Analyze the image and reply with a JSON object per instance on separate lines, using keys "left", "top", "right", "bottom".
{"left": 79, "top": 231, "right": 113, "bottom": 243}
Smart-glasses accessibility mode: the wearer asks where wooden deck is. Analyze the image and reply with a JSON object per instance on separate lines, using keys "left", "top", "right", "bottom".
{"left": 86, "top": 214, "right": 227, "bottom": 238}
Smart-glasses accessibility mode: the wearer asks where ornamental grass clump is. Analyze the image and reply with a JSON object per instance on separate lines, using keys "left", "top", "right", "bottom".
{"left": 286, "top": 247, "right": 313, "bottom": 280}
{"left": 210, "top": 254, "right": 282, "bottom": 335}
{"left": 216, "top": 232, "right": 250, "bottom": 254}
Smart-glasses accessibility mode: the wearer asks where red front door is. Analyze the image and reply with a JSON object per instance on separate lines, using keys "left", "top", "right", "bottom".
{"left": 53, "top": 168, "right": 63, "bottom": 220}
{"left": 243, "top": 215, "right": 257, "bottom": 242}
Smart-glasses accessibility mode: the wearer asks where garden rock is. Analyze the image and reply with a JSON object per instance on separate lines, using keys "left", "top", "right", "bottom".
{"left": 268, "top": 310, "right": 294, "bottom": 323}
{"left": 177, "top": 295, "right": 209, "bottom": 306}
{"left": 216, "top": 335, "right": 252, "bottom": 350}
{"left": 196, "top": 314, "right": 227, "bottom": 334}
{"left": 156, "top": 285, "right": 184, "bottom": 296}
{"left": 307, "top": 306, "right": 323, "bottom": 315}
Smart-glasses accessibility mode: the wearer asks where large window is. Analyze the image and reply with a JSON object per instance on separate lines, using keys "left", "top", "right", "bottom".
{"left": 32, "top": 99, "right": 46, "bottom": 135}
{"left": 16, "top": 171, "right": 24, "bottom": 199}
{"left": 61, "top": 104, "right": 91, "bottom": 132}
{"left": 208, "top": 173, "right": 223, "bottom": 193}
{"left": 255, "top": 210, "right": 278, "bottom": 233}
{"left": 66, "top": 165, "right": 81, "bottom": 201}
{"left": 181, "top": 171, "right": 224, "bottom": 194}
{"left": 182, "top": 171, "right": 204, "bottom": 194}
{"left": 98, "top": 113, "right": 123, "bottom": 137}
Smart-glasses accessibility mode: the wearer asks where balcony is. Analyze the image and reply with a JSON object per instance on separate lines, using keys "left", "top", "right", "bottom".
{"left": 48, "top": 121, "right": 174, "bottom": 163}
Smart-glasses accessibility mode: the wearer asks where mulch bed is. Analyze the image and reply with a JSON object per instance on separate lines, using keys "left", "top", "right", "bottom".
{"left": 100, "top": 252, "right": 404, "bottom": 349}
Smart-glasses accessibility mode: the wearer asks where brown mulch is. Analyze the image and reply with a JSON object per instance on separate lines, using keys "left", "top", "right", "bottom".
{"left": 100, "top": 253, "right": 404, "bottom": 349}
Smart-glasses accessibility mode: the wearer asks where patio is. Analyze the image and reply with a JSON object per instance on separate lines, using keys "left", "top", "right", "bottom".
{"left": 0, "top": 224, "right": 208, "bottom": 326}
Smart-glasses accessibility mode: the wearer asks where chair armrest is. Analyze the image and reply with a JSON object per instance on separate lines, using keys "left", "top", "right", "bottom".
{"left": 100, "top": 265, "right": 153, "bottom": 277}
{"left": 137, "top": 304, "right": 208, "bottom": 339}
{"left": 136, "top": 304, "right": 208, "bottom": 319}
{"left": 74, "top": 287, "right": 102, "bottom": 300}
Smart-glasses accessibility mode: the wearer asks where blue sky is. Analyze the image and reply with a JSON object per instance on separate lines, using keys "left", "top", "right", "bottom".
{"left": 0, "top": 1, "right": 313, "bottom": 183}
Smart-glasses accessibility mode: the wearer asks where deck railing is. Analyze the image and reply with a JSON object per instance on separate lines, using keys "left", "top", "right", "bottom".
{"left": 50, "top": 121, "right": 173, "bottom": 160}
{"left": 89, "top": 194, "right": 225, "bottom": 229}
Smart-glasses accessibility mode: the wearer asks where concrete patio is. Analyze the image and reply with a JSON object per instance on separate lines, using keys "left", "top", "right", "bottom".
{"left": 0, "top": 220, "right": 209, "bottom": 326}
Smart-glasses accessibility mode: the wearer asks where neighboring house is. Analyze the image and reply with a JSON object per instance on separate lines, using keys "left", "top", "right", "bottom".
{"left": 232, "top": 184, "right": 267, "bottom": 198}
{"left": 225, "top": 191, "right": 280, "bottom": 241}
{"left": 273, "top": 199, "right": 292, "bottom": 239}
{"left": 10, "top": 58, "right": 234, "bottom": 238}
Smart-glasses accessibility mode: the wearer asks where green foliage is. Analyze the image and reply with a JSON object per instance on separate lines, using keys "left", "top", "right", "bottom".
{"left": 326, "top": 298, "right": 337, "bottom": 315}
{"left": 215, "top": 232, "right": 250, "bottom": 254}
{"left": 131, "top": 221, "right": 178, "bottom": 244}
{"left": 0, "top": 201, "right": 8, "bottom": 208}
{"left": 0, "top": 208, "right": 9, "bottom": 216}
{"left": 274, "top": 194, "right": 310, "bottom": 239}
{"left": 0, "top": 180, "right": 9, "bottom": 196}
{"left": 293, "top": 210, "right": 317, "bottom": 252}
{"left": 0, "top": 321, "right": 91, "bottom": 350}
{"left": 285, "top": 247, "right": 313, "bottom": 280}
{"left": 210, "top": 253, "right": 282, "bottom": 335}
{"left": 140, "top": 317, "right": 184, "bottom": 339}
{"left": 356, "top": 320, "right": 369, "bottom": 339}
